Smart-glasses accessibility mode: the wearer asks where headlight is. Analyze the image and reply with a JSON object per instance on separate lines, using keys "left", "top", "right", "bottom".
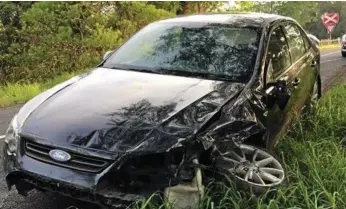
{"left": 4, "top": 114, "right": 19, "bottom": 155}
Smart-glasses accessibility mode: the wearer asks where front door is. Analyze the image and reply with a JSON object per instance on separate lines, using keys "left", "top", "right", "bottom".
{"left": 263, "top": 25, "right": 296, "bottom": 151}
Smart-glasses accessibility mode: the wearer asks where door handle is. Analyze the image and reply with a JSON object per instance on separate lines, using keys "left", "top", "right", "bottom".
{"left": 292, "top": 78, "right": 300, "bottom": 86}
{"left": 311, "top": 60, "right": 317, "bottom": 67}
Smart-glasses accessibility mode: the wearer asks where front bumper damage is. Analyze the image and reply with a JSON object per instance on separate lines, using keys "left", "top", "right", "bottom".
{"left": 4, "top": 87, "right": 271, "bottom": 209}
{"left": 4, "top": 141, "right": 205, "bottom": 209}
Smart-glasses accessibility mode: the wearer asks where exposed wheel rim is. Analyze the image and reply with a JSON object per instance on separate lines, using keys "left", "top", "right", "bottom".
{"left": 221, "top": 144, "right": 284, "bottom": 187}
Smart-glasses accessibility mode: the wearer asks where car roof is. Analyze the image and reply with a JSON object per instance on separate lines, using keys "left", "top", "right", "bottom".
{"left": 156, "top": 13, "right": 293, "bottom": 28}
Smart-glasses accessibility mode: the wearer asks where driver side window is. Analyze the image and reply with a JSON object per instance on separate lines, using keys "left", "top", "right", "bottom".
{"left": 266, "top": 26, "right": 291, "bottom": 82}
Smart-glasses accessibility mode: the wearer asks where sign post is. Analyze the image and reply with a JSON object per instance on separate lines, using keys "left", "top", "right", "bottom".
{"left": 322, "top": 13, "right": 339, "bottom": 39}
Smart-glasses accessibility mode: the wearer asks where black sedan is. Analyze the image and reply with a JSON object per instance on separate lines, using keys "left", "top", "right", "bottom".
{"left": 3, "top": 13, "right": 321, "bottom": 208}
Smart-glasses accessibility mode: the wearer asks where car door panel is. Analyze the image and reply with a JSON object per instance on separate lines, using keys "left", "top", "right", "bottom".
{"left": 264, "top": 22, "right": 317, "bottom": 150}
{"left": 263, "top": 25, "right": 295, "bottom": 151}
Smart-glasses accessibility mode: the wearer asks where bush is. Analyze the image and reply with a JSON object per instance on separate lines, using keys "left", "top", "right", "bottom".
{"left": 0, "top": 2, "right": 175, "bottom": 84}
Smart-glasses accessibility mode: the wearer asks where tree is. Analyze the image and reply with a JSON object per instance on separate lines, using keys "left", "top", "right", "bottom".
{"left": 250, "top": 1, "right": 318, "bottom": 26}
{"left": 0, "top": 1, "right": 175, "bottom": 84}
{"left": 176, "top": 2, "right": 223, "bottom": 15}
{"left": 0, "top": 2, "right": 33, "bottom": 84}
{"left": 230, "top": 1, "right": 255, "bottom": 12}
{"left": 147, "top": 1, "right": 181, "bottom": 14}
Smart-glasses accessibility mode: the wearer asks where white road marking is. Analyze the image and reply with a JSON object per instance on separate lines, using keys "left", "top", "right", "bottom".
{"left": 321, "top": 51, "right": 340, "bottom": 57}
{"left": 0, "top": 135, "right": 5, "bottom": 139}
{"left": 321, "top": 57, "right": 344, "bottom": 64}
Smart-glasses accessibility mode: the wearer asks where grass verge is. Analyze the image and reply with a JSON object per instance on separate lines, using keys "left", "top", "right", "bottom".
{"left": 0, "top": 71, "right": 82, "bottom": 108}
{"left": 320, "top": 44, "right": 340, "bottom": 50}
{"left": 132, "top": 84, "right": 346, "bottom": 209}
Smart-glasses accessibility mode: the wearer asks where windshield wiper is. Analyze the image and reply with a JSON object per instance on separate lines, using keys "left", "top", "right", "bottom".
{"left": 104, "top": 64, "right": 165, "bottom": 75}
{"left": 102, "top": 64, "right": 242, "bottom": 82}
{"left": 153, "top": 68, "right": 239, "bottom": 82}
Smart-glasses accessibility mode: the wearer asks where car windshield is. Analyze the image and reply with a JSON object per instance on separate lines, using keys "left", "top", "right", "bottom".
{"left": 102, "top": 22, "right": 261, "bottom": 82}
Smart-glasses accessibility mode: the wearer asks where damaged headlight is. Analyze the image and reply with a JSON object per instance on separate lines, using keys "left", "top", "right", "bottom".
{"left": 4, "top": 114, "right": 19, "bottom": 155}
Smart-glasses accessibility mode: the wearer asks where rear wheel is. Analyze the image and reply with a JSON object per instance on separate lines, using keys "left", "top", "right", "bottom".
{"left": 342, "top": 52, "right": 346, "bottom": 57}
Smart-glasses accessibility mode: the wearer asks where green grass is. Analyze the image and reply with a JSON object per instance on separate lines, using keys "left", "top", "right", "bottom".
{"left": 0, "top": 71, "right": 81, "bottom": 107}
{"left": 320, "top": 44, "right": 340, "bottom": 50}
{"left": 132, "top": 84, "right": 346, "bottom": 209}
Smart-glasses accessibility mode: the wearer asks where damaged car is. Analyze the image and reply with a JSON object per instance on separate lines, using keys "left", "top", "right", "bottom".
{"left": 3, "top": 13, "right": 321, "bottom": 208}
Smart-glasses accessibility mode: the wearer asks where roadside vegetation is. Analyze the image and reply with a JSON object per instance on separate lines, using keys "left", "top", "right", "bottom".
{"left": 132, "top": 84, "right": 346, "bottom": 209}
{"left": 0, "top": 71, "right": 79, "bottom": 107}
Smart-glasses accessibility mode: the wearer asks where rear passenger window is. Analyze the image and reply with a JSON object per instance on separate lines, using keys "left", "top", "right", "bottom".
{"left": 266, "top": 26, "right": 291, "bottom": 80}
{"left": 284, "top": 23, "right": 306, "bottom": 63}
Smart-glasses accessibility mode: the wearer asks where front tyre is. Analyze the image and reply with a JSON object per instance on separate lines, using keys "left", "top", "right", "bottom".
{"left": 342, "top": 52, "right": 346, "bottom": 57}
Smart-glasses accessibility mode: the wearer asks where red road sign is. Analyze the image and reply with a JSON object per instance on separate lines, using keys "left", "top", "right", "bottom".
{"left": 322, "top": 13, "right": 339, "bottom": 33}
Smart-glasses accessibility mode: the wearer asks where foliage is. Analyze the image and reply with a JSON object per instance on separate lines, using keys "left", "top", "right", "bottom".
{"left": 0, "top": 1, "right": 228, "bottom": 84}
{"left": 232, "top": 1, "right": 346, "bottom": 39}
{"left": 0, "top": 1, "right": 174, "bottom": 84}
{"left": 0, "top": 2, "right": 33, "bottom": 84}
{"left": 176, "top": 1, "right": 224, "bottom": 14}
{"left": 233, "top": 1, "right": 318, "bottom": 26}
{"left": 230, "top": 1, "right": 255, "bottom": 12}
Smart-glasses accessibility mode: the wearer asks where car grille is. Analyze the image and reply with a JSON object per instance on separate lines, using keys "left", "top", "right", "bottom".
{"left": 23, "top": 138, "right": 110, "bottom": 173}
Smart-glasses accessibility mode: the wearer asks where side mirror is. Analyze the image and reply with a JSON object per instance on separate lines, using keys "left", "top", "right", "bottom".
{"left": 263, "top": 80, "right": 290, "bottom": 110}
{"left": 275, "top": 81, "right": 290, "bottom": 110}
{"left": 103, "top": 51, "right": 113, "bottom": 60}
{"left": 263, "top": 85, "right": 276, "bottom": 109}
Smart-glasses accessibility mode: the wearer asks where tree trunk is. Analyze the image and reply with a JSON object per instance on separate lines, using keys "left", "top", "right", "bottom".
{"left": 183, "top": 2, "right": 189, "bottom": 14}
{"left": 197, "top": 2, "right": 206, "bottom": 13}
{"left": 270, "top": 2, "right": 273, "bottom": 13}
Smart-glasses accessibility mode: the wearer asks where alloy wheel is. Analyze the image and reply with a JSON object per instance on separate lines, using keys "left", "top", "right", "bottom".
{"left": 219, "top": 144, "right": 284, "bottom": 192}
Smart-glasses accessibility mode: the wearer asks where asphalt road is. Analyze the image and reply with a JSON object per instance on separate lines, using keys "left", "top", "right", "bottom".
{"left": 0, "top": 48, "right": 346, "bottom": 209}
